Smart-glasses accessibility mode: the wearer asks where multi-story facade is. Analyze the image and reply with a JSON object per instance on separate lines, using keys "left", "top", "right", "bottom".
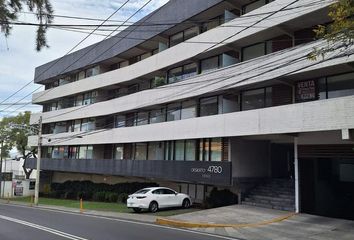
{"left": 28, "top": 0, "right": 354, "bottom": 219}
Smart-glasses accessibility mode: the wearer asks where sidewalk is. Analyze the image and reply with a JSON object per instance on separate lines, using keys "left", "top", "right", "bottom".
{"left": 157, "top": 205, "right": 354, "bottom": 240}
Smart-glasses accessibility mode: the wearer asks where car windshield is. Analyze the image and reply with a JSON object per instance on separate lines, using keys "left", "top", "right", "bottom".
{"left": 134, "top": 189, "right": 150, "bottom": 194}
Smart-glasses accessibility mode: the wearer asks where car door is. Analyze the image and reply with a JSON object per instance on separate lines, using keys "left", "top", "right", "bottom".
{"left": 162, "top": 188, "right": 178, "bottom": 207}
{"left": 151, "top": 189, "right": 163, "bottom": 206}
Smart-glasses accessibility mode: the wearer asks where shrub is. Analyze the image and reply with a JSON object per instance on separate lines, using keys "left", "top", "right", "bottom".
{"left": 107, "top": 193, "right": 119, "bottom": 203}
{"left": 92, "top": 192, "right": 106, "bottom": 202}
{"left": 204, "top": 188, "right": 238, "bottom": 208}
{"left": 118, "top": 193, "right": 129, "bottom": 203}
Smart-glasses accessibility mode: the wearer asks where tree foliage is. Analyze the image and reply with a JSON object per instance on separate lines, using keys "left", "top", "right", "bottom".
{"left": 0, "top": 111, "right": 34, "bottom": 178}
{"left": 0, "top": 0, "right": 53, "bottom": 51}
{"left": 310, "top": 0, "right": 354, "bottom": 59}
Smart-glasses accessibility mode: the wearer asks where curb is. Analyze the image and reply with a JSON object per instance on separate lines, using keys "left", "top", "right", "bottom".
{"left": 156, "top": 212, "right": 296, "bottom": 228}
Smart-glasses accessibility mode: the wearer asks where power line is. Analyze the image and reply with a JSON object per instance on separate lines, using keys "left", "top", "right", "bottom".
{"left": 0, "top": 0, "right": 132, "bottom": 116}
{"left": 1, "top": 0, "right": 327, "bottom": 118}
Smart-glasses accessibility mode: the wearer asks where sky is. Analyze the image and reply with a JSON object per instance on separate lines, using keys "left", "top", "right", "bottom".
{"left": 0, "top": 0, "right": 169, "bottom": 118}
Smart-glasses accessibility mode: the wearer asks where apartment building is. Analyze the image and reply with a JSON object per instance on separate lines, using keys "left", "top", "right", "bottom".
{"left": 27, "top": 0, "right": 354, "bottom": 219}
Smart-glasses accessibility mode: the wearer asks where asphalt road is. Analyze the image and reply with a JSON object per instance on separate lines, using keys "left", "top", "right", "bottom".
{"left": 0, "top": 203, "right": 237, "bottom": 240}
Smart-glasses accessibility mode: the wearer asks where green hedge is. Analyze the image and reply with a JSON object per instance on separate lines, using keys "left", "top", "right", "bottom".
{"left": 45, "top": 181, "right": 158, "bottom": 203}
{"left": 204, "top": 188, "right": 238, "bottom": 208}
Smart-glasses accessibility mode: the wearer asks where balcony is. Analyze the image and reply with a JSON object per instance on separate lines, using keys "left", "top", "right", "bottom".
{"left": 25, "top": 158, "right": 232, "bottom": 186}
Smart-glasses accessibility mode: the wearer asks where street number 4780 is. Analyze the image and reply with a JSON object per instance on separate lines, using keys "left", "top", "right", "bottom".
{"left": 207, "top": 166, "right": 222, "bottom": 174}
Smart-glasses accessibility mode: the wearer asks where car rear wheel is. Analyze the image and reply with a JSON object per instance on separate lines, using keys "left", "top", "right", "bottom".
{"left": 133, "top": 208, "right": 141, "bottom": 213}
{"left": 149, "top": 201, "right": 158, "bottom": 213}
{"left": 182, "top": 199, "right": 191, "bottom": 209}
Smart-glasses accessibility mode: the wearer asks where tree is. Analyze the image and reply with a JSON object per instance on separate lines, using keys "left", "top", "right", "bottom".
{"left": 310, "top": 0, "right": 354, "bottom": 59}
{"left": 0, "top": 111, "right": 35, "bottom": 179}
{"left": 0, "top": 0, "right": 53, "bottom": 51}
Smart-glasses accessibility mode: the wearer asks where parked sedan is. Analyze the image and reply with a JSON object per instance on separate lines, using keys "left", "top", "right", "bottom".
{"left": 127, "top": 187, "right": 192, "bottom": 213}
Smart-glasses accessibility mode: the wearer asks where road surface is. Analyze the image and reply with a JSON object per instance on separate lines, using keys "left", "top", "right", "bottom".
{"left": 0, "top": 203, "right": 237, "bottom": 240}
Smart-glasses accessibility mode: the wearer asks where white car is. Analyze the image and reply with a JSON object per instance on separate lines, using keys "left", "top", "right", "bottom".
{"left": 127, "top": 187, "right": 192, "bottom": 213}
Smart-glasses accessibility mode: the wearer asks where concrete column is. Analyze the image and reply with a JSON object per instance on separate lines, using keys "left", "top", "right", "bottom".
{"left": 294, "top": 137, "right": 300, "bottom": 213}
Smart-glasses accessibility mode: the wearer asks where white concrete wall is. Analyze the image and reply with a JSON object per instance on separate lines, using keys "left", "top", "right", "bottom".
{"left": 28, "top": 96, "right": 354, "bottom": 147}
{"left": 230, "top": 139, "right": 270, "bottom": 178}
{"left": 31, "top": 0, "right": 332, "bottom": 104}
{"left": 30, "top": 38, "right": 353, "bottom": 125}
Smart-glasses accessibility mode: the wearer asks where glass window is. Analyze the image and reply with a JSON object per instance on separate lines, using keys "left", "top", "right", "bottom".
{"left": 318, "top": 78, "right": 327, "bottom": 100}
{"left": 174, "top": 140, "right": 185, "bottom": 161}
{"left": 242, "top": 88, "right": 265, "bottom": 111}
{"left": 151, "top": 76, "right": 166, "bottom": 88}
{"left": 78, "top": 146, "right": 87, "bottom": 159}
{"left": 243, "top": 0, "right": 267, "bottom": 14}
{"left": 75, "top": 95, "right": 83, "bottom": 106}
{"left": 242, "top": 43, "right": 265, "bottom": 61}
{"left": 265, "top": 87, "right": 272, "bottom": 107}
{"left": 168, "top": 67, "right": 183, "bottom": 84}
{"left": 200, "top": 96, "right": 218, "bottom": 117}
{"left": 181, "top": 100, "right": 197, "bottom": 119}
{"left": 162, "top": 189, "right": 176, "bottom": 195}
{"left": 136, "top": 112, "right": 149, "bottom": 126}
{"left": 139, "top": 81, "right": 150, "bottom": 91}
{"left": 68, "top": 146, "right": 78, "bottom": 159}
{"left": 128, "top": 84, "right": 139, "bottom": 94}
{"left": 74, "top": 120, "right": 81, "bottom": 132}
{"left": 201, "top": 17, "right": 222, "bottom": 33}
{"left": 183, "top": 63, "right": 198, "bottom": 79}
{"left": 166, "top": 103, "right": 181, "bottom": 121}
{"left": 200, "top": 56, "right": 220, "bottom": 73}
{"left": 148, "top": 142, "right": 164, "bottom": 160}
{"left": 114, "top": 145, "right": 124, "bottom": 160}
{"left": 165, "top": 141, "right": 174, "bottom": 161}
{"left": 135, "top": 143, "right": 147, "bottom": 160}
{"left": 185, "top": 140, "right": 196, "bottom": 161}
{"left": 81, "top": 118, "right": 95, "bottom": 131}
{"left": 50, "top": 102, "right": 57, "bottom": 111}
{"left": 115, "top": 115, "right": 126, "bottom": 128}
{"left": 184, "top": 26, "right": 199, "bottom": 40}
{"left": 149, "top": 109, "right": 165, "bottom": 124}
{"left": 210, "top": 138, "right": 222, "bottom": 161}
{"left": 86, "top": 146, "right": 93, "bottom": 159}
{"left": 170, "top": 32, "right": 184, "bottom": 47}
{"left": 126, "top": 113, "right": 136, "bottom": 127}
{"left": 140, "top": 52, "right": 152, "bottom": 61}
{"left": 222, "top": 94, "right": 239, "bottom": 113}
{"left": 78, "top": 71, "right": 85, "bottom": 80}
{"left": 327, "top": 73, "right": 354, "bottom": 99}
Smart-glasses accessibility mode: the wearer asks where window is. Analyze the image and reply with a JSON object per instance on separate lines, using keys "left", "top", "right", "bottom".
{"left": 126, "top": 113, "right": 136, "bottom": 127}
{"left": 327, "top": 72, "right": 354, "bottom": 99}
{"left": 184, "top": 26, "right": 199, "bottom": 40}
{"left": 165, "top": 141, "right": 174, "bottom": 161}
{"left": 136, "top": 112, "right": 149, "bottom": 126}
{"left": 115, "top": 115, "right": 126, "bottom": 128}
{"left": 151, "top": 76, "right": 166, "bottom": 88}
{"left": 75, "top": 95, "right": 83, "bottom": 106}
{"left": 222, "top": 94, "right": 239, "bottom": 113}
{"left": 200, "top": 56, "right": 221, "bottom": 73}
{"left": 200, "top": 96, "right": 219, "bottom": 117}
{"left": 78, "top": 146, "right": 93, "bottom": 159}
{"left": 168, "top": 67, "right": 183, "bottom": 83}
{"left": 148, "top": 142, "right": 164, "bottom": 160}
{"left": 201, "top": 16, "right": 223, "bottom": 33}
{"left": 170, "top": 32, "right": 184, "bottom": 47}
{"left": 128, "top": 84, "right": 139, "bottom": 94}
{"left": 181, "top": 100, "right": 197, "bottom": 119}
{"left": 114, "top": 145, "right": 124, "bottom": 160}
{"left": 74, "top": 120, "right": 81, "bottom": 132}
{"left": 185, "top": 140, "right": 196, "bottom": 161}
{"left": 210, "top": 138, "right": 222, "bottom": 161}
{"left": 149, "top": 109, "right": 165, "bottom": 124}
{"left": 166, "top": 103, "right": 181, "bottom": 121}
{"left": 241, "top": 88, "right": 265, "bottom": 110}
{"left": 68, "top": 146, "right": 78, "bottom": 159}
{"left": 134, "top": 143, "right": 147, "bottom": 160}
{"left": 168, "top": 63, "right": 197, "bottom": 84}
{"left": 81, "top": 118, "right": 96, "bottom": 132}
{"left": 174, "top": 140, "right": 185, "bottom": 161}
{"left": 199, "top": 138, "right": 222, "bottom": 161}
{"left": 162, "top": 189, "right": 176, "bottom": 195}
{"left": 242, "top": 43, "right": 265, "bottom": 61}
{"left": 243, "top": 0, "right": 274, "bottom": 14}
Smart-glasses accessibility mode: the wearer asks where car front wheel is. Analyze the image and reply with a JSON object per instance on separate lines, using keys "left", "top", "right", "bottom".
{"left": 149, "top": 201, "right": 158, "bottom": 213}
{"left": 182, "top": 199, "right": 191, "bottom": 209}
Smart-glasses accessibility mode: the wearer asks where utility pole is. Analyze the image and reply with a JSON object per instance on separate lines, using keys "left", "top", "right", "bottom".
{"left": 34, "top": 116, "right": 42, "bottom": 205}
{"left": 0, "top": 140, "right": 3, "bottom": 198}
